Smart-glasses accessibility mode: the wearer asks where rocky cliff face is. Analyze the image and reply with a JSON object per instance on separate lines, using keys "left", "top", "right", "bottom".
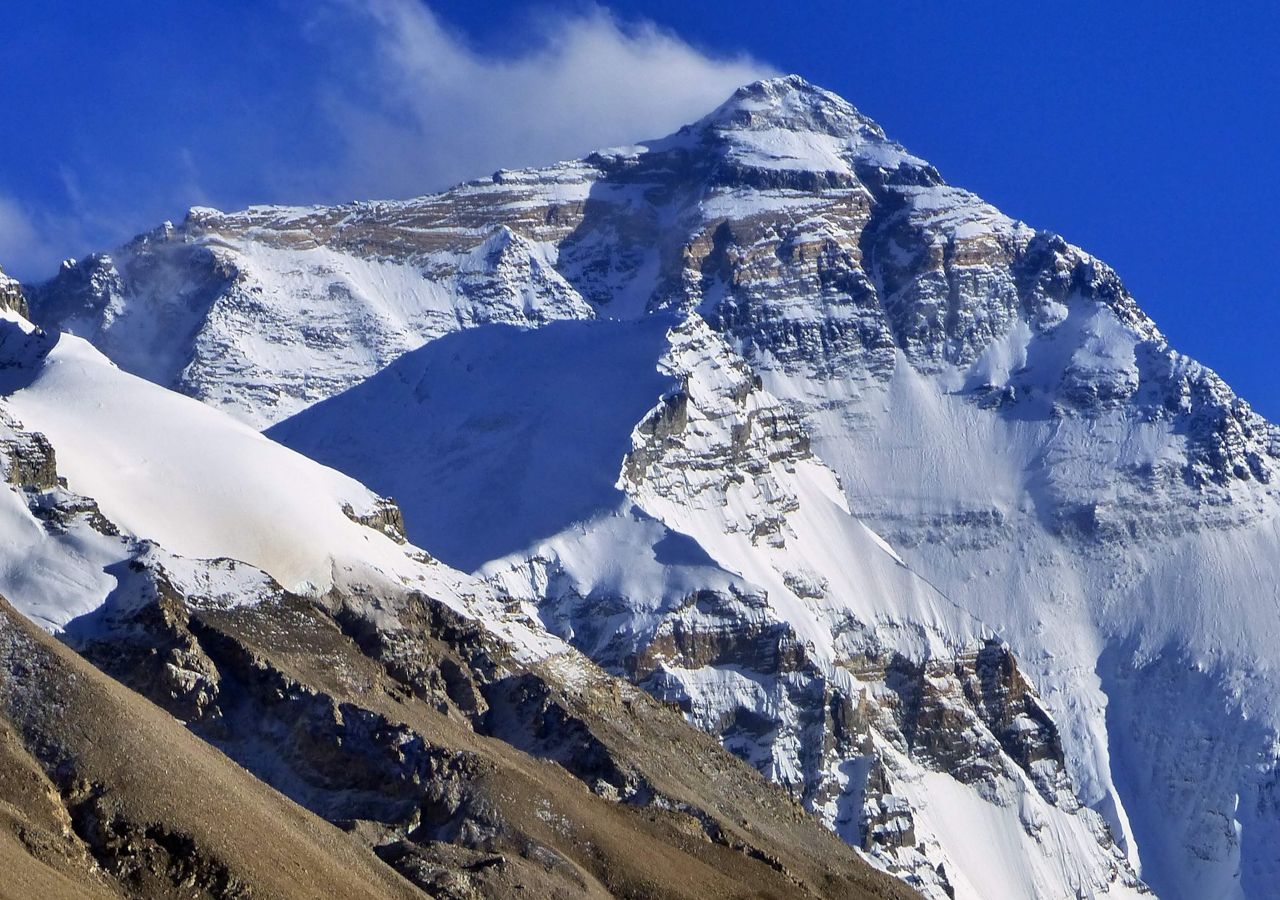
{"left": 585, "top": 317, "right": 1137, "bottom": 896}
{"left": 60, "top": 551, "right": 908, "bottom": 900}
{"left": 24, "top": 75, "right": 1277, "bottom": 898}
{"left": 0, "top": 266, "right": 27, "bottom": 318}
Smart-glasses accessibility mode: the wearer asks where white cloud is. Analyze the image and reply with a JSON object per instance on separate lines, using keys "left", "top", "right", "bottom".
{"left": 307, "top": 0, "right": 774, "bottom": 199}
{"left": 0, "top": 197, "right": 57, "bottom": 281}
{"left": 0, "top": 177, "right": 168, "bottom": 282}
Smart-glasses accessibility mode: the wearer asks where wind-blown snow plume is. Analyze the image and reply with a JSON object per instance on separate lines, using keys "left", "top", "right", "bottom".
{"left": 0, "top": 1, "right": 770, "bottom": 283}
{"left": 309, "top": 0, "right": 773, "bottom": 198}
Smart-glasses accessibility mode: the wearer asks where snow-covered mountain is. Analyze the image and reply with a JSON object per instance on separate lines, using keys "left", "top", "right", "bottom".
{"left": 25, "top": 75, "right": 1280, "bottom": 898}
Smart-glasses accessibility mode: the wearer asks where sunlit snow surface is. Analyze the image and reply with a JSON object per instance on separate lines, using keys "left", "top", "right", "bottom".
{"left": 0, "top": 313, "right": 564, "bottom": 663}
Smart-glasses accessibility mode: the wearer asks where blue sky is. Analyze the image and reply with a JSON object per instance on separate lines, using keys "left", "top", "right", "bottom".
{"left": 2, "top": 2, "right": 1277, "bottom": 417}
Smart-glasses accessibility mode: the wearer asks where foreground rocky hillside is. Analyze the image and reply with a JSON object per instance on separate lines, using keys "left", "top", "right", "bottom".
{"left": 24, "top": 75, "right": 1278, "bottom": 898}
{"left": 0, "top": 596, "right": 424, "bottom": 900}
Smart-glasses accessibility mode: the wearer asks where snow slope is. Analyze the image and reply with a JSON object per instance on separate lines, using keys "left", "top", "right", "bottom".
{"left": 270, "top": 317, "right": 674, "bottom": 570}
{"left": 28, "top": 202, "right": 596, "bottom": 430}
{"left": 0, "top": 311, "right": 562, "bottom": 663}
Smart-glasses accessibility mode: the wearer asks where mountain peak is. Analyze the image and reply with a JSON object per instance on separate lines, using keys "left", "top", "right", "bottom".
{"left": 699, "top": 74, "right": 886, "bottom": 141}
{"left": 671, "top": 74, "right": 925, "bottom": 181}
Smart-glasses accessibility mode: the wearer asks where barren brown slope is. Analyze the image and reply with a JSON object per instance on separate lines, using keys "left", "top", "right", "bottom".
{"left": 0, "top": 716, "right": 115, "bottom": 900}
{"left": 0, "top": 595, "right": 424, "bottom": 900}
{"left": 226, "top": 595, "right": 916, "bottom": 900}
{"left": 65, "top": 574, "right": 916, "bottom": 900}
{"left": 0, "top": 578, "right": 913, "bottom": 900}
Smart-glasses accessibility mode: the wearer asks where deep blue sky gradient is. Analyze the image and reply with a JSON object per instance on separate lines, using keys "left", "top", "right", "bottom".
{"left": 2, "top": 2, "right": 1277, "bottom": 416}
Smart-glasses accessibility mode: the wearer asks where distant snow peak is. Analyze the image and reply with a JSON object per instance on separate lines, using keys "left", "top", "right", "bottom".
{"left": 702, "top": 74, "right": 883, "bottom": 141}
{"left": 686, "top": 74, "right": 931, "bottom": 184}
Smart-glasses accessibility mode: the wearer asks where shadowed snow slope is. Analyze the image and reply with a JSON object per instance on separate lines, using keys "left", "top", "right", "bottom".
{"left": 269, "top": 317, "right": 674, "bottom": 571}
